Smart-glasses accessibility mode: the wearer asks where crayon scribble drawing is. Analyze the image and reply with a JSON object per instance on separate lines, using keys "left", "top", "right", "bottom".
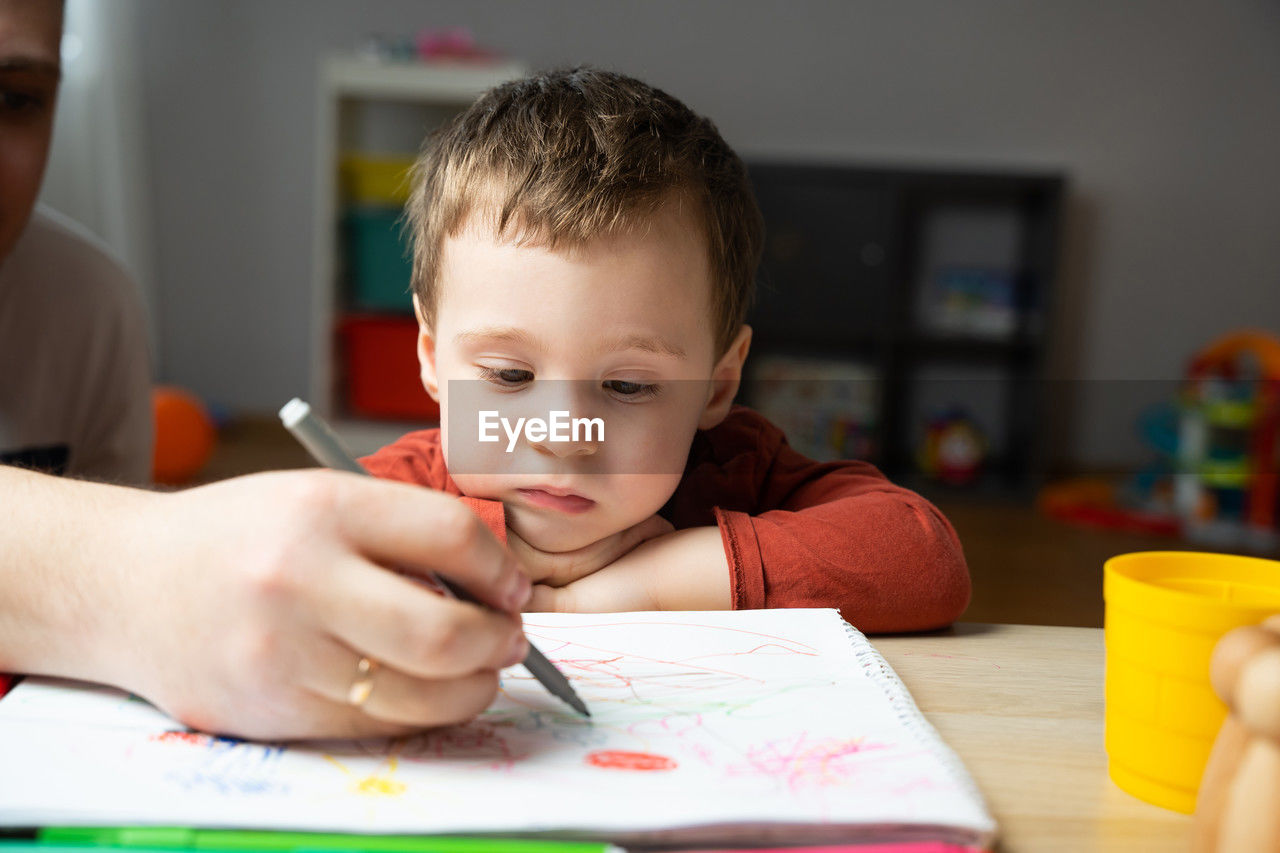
{"left": 142, "top": 730, "right": 288, "bottom": 797}
{"left": 0, "top": 610, "right": 983, "bottom": 836}
{"left": 316, "top": 614, "right": 912, "bottom": 803}
{"left": 324, "top": 754, "right": 406, "bottom": 797}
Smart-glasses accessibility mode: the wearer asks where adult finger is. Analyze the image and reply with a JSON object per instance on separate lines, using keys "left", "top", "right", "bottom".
{"left": 189, "top": 684, "right": 417, "bottom": 742}
{"left": 302, "top": 636, "right": 504, "bottom": 729}
{"left": 302, "top": 702, "right": 419, "bottom": 741}
{"left": 315, "top": 558, "right": 527, "bottom": 679}
{"left": 331, "top": 476, "right": 530, "bottom": 612}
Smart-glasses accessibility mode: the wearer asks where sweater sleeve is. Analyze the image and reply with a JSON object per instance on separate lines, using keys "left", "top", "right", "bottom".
{"left": 360, "top": 431, "right": 508, "bottom": 544}
{"left": 458, "top": 496, "right": 508, "bottom": 545}
{"left": 713, "top": 415, "right": 970, "bottom": 633}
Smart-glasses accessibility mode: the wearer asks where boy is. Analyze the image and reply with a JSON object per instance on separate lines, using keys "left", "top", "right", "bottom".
{"left": 363, "top": 68, "right": 969, "bottom": 633}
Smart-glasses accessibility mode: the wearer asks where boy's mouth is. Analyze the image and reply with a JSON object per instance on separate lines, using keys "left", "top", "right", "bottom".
{"left": 516, "top": 486, "right": 596, "bottom": 514}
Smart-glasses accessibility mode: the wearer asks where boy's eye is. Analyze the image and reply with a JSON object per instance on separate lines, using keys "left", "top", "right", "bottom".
{"left": 604, "top": 380, "right": 660, "bottom": 400}
{"left": 479, "top": 366, "right": 533, "bottom": 387}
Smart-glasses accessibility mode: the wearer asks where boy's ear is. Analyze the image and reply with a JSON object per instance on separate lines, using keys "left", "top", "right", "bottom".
{"left": 412, "top": 294, "right": 440, "bottom": 401}
{"left": 698, "top": 325, "right": 752, "bottom": 431}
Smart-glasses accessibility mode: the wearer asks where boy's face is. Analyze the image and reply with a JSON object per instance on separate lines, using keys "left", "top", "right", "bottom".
{"left": 418, "top": 202, "right": 749, "bottom": 553}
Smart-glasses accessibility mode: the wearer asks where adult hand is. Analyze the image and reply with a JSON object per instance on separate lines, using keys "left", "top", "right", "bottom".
{"left": 507, "top": 513, "right": 673, "bottom": 591}
{"left": 0, "top": 468, "right": 530, "bottom": 741}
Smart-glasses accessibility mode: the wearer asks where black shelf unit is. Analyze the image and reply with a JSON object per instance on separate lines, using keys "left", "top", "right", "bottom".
{"left": 741, "top": 162, "right": 1065, "bottom": 499}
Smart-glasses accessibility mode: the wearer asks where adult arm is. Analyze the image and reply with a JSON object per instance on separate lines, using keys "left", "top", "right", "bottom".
{"left": 0, "top": 466, "right": 531, "bottom": 739}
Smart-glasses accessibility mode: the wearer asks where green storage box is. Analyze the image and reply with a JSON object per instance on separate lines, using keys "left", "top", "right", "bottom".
{"left": 343, "top": 206, "right": 413, "bottom": 312}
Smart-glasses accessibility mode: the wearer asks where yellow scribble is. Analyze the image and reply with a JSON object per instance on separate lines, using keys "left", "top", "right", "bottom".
{"left": 354, "top": 774, "right": 407, "bottom": 796}
{"left": 323, "top": 753, "right": 407, "bottom": 797}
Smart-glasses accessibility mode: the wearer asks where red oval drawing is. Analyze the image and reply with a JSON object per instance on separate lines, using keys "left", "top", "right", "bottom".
{"left": 585, "top": 750, "right": 677, "bottom": 771}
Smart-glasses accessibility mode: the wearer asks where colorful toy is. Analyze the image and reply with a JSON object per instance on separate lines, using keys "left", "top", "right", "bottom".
{"left": 1039, "top": 476, "right": 1181, "bottom": 537}
{"left": 1177, "top": 331, "right": 1280, "bottom": 551}
{"left": 1041, "top": 331, "right": 1280, "bottom": 550}
{"left": 917, "top": 408, "right": 985, "bottom": 486}
{"left": 152, "top": 386, "right": 217, "bottom": 486}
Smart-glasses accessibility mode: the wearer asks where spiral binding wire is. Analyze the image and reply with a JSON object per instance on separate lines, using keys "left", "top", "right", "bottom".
{"left": 842, "top": 618, "right": 997, "bottom": 837}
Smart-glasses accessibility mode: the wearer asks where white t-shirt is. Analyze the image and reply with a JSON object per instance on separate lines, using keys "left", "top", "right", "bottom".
{"left": 0, "top": 209, "right": 152, "bottom": 483}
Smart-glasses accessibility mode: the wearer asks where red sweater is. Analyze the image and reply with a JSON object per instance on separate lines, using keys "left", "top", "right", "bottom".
{"left": 362, "top": 406, "right": 969, "bottom": 633}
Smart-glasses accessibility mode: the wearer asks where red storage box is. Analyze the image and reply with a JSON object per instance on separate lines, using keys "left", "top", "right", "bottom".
{"left": 339, "top": 315, "right": 440, "bottom": 421}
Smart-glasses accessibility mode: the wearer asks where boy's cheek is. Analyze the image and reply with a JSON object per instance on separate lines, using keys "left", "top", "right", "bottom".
{"left": 603, "top": 411, "right": 698, "bottom": 477}
{"left": 448, "top": 472, "right": 508, "bottom": 503}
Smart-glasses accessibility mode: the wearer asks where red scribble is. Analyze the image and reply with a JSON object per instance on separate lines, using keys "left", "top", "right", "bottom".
{"left": 150, "top": 730, "right": 207, "bottom": 746}
{"left": 522, "top": 635, "right": 769, "bottom": 689}
{"left": 585, "top": 750, "right": 677, "bottom": 771}
{"left": 394, "top": 719, "right": 527, "bottom": 771}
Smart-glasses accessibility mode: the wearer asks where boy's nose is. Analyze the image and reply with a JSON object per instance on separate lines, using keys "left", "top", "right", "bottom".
{"left": 531, "top": 432, "right": 601, "bottom": 459}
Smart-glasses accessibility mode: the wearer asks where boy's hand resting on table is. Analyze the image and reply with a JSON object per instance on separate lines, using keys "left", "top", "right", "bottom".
{"left": 505, "top": 513, "right": 673, "bottom": 591}
{"left": 0, "top": 468, "right": 530, "bottom": 742}
{"left": 520, "top": 523, "right": 732, "bottom": 613}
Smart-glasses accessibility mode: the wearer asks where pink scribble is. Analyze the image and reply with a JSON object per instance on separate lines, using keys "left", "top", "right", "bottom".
{"left": 727, "top": 734, "right": 889, "bottom": 790}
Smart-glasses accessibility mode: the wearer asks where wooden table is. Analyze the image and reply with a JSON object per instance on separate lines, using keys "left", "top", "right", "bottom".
{"left": 876, "top": 623, "right": 1193, "bottom": 852}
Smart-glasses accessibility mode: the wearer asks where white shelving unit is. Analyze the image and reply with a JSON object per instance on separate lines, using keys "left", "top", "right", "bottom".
{"left": 310, "top": 55, "right": 527, "bottom": 455}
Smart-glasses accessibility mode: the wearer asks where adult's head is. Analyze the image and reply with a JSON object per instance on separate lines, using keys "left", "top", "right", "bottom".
{"left": 0, "top": 0, "right": 62, "bottom": 263}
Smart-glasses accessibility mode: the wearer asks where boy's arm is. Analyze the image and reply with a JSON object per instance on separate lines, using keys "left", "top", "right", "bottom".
{"left": 535, "top": 411, "right": 970, "bottom": 632}
{"left": 533, "top": 459, "right": 967, "bottom": 631}
{"left": 708, "top": 414, "right": 970, "bottom": 632}
{"left": 711, "top": 451, "right": 971, "bottom": 632}
{"left": 528, "top": 526, "right": 730, "bottom": 612}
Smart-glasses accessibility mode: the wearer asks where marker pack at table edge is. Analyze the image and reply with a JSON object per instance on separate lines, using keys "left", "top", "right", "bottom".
{"left": 25, "top": 828, "right": 620, "bottom": 853}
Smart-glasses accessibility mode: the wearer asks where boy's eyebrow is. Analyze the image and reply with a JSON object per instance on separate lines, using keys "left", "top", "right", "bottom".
{"left": 454, "top": 326, "right": 542, "bottom": 350}
{"left": 600, "top": 333, "right": 687, "bottom": 360}
{"left": 453, "top": 327, "right": 686, "bottom": 359}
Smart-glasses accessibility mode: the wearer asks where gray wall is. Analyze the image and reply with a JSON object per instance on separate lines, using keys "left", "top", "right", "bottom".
{"left": 135, "top": 0, "right": 1280, "bottom": 466}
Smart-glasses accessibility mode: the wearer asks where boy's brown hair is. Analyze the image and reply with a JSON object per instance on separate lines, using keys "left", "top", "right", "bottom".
{"left": 405, "top": 67, "right": 763, "bottom": 357}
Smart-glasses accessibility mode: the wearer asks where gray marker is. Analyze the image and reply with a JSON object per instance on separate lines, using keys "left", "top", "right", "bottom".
{"left": 279, "top": 397, "right": 590, "bottom": 718}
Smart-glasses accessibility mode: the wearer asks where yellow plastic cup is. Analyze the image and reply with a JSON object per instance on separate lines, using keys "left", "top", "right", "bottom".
{"left": 1104, "top": 551, "right": 1280, "bottom": 813}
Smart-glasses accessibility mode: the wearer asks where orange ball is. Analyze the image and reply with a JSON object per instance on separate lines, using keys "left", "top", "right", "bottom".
{"left": 152, "top": 386, "right": 217, "bottom": 485}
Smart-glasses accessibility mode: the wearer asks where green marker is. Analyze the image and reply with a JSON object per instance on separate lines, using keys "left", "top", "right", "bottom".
{"left": 30, "top": 827, "right": 619, "bottom": 853}
{"left": 1, "top": 846, "right": 187, "bottom": 853}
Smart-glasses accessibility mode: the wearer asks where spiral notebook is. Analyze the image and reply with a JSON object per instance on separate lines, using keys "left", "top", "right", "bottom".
{"left": 0, "top": 609, "right": 996, "bottom": 848}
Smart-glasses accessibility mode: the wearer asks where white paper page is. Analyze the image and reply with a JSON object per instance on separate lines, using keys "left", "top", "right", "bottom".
{"left": 0, "top": 610, "right": 994, "bottom": 844}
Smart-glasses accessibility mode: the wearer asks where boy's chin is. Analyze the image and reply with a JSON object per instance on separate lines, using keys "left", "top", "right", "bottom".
{"left": 509, "top": 512, "right": 612, "bottom": 554}
{"left": 524, "top": 528, "right": 605, "bottom": 555}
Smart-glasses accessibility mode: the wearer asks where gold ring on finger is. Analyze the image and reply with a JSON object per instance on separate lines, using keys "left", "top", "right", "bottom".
{"left": 346, "top": 656, "right": 380, "bottom": 707}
